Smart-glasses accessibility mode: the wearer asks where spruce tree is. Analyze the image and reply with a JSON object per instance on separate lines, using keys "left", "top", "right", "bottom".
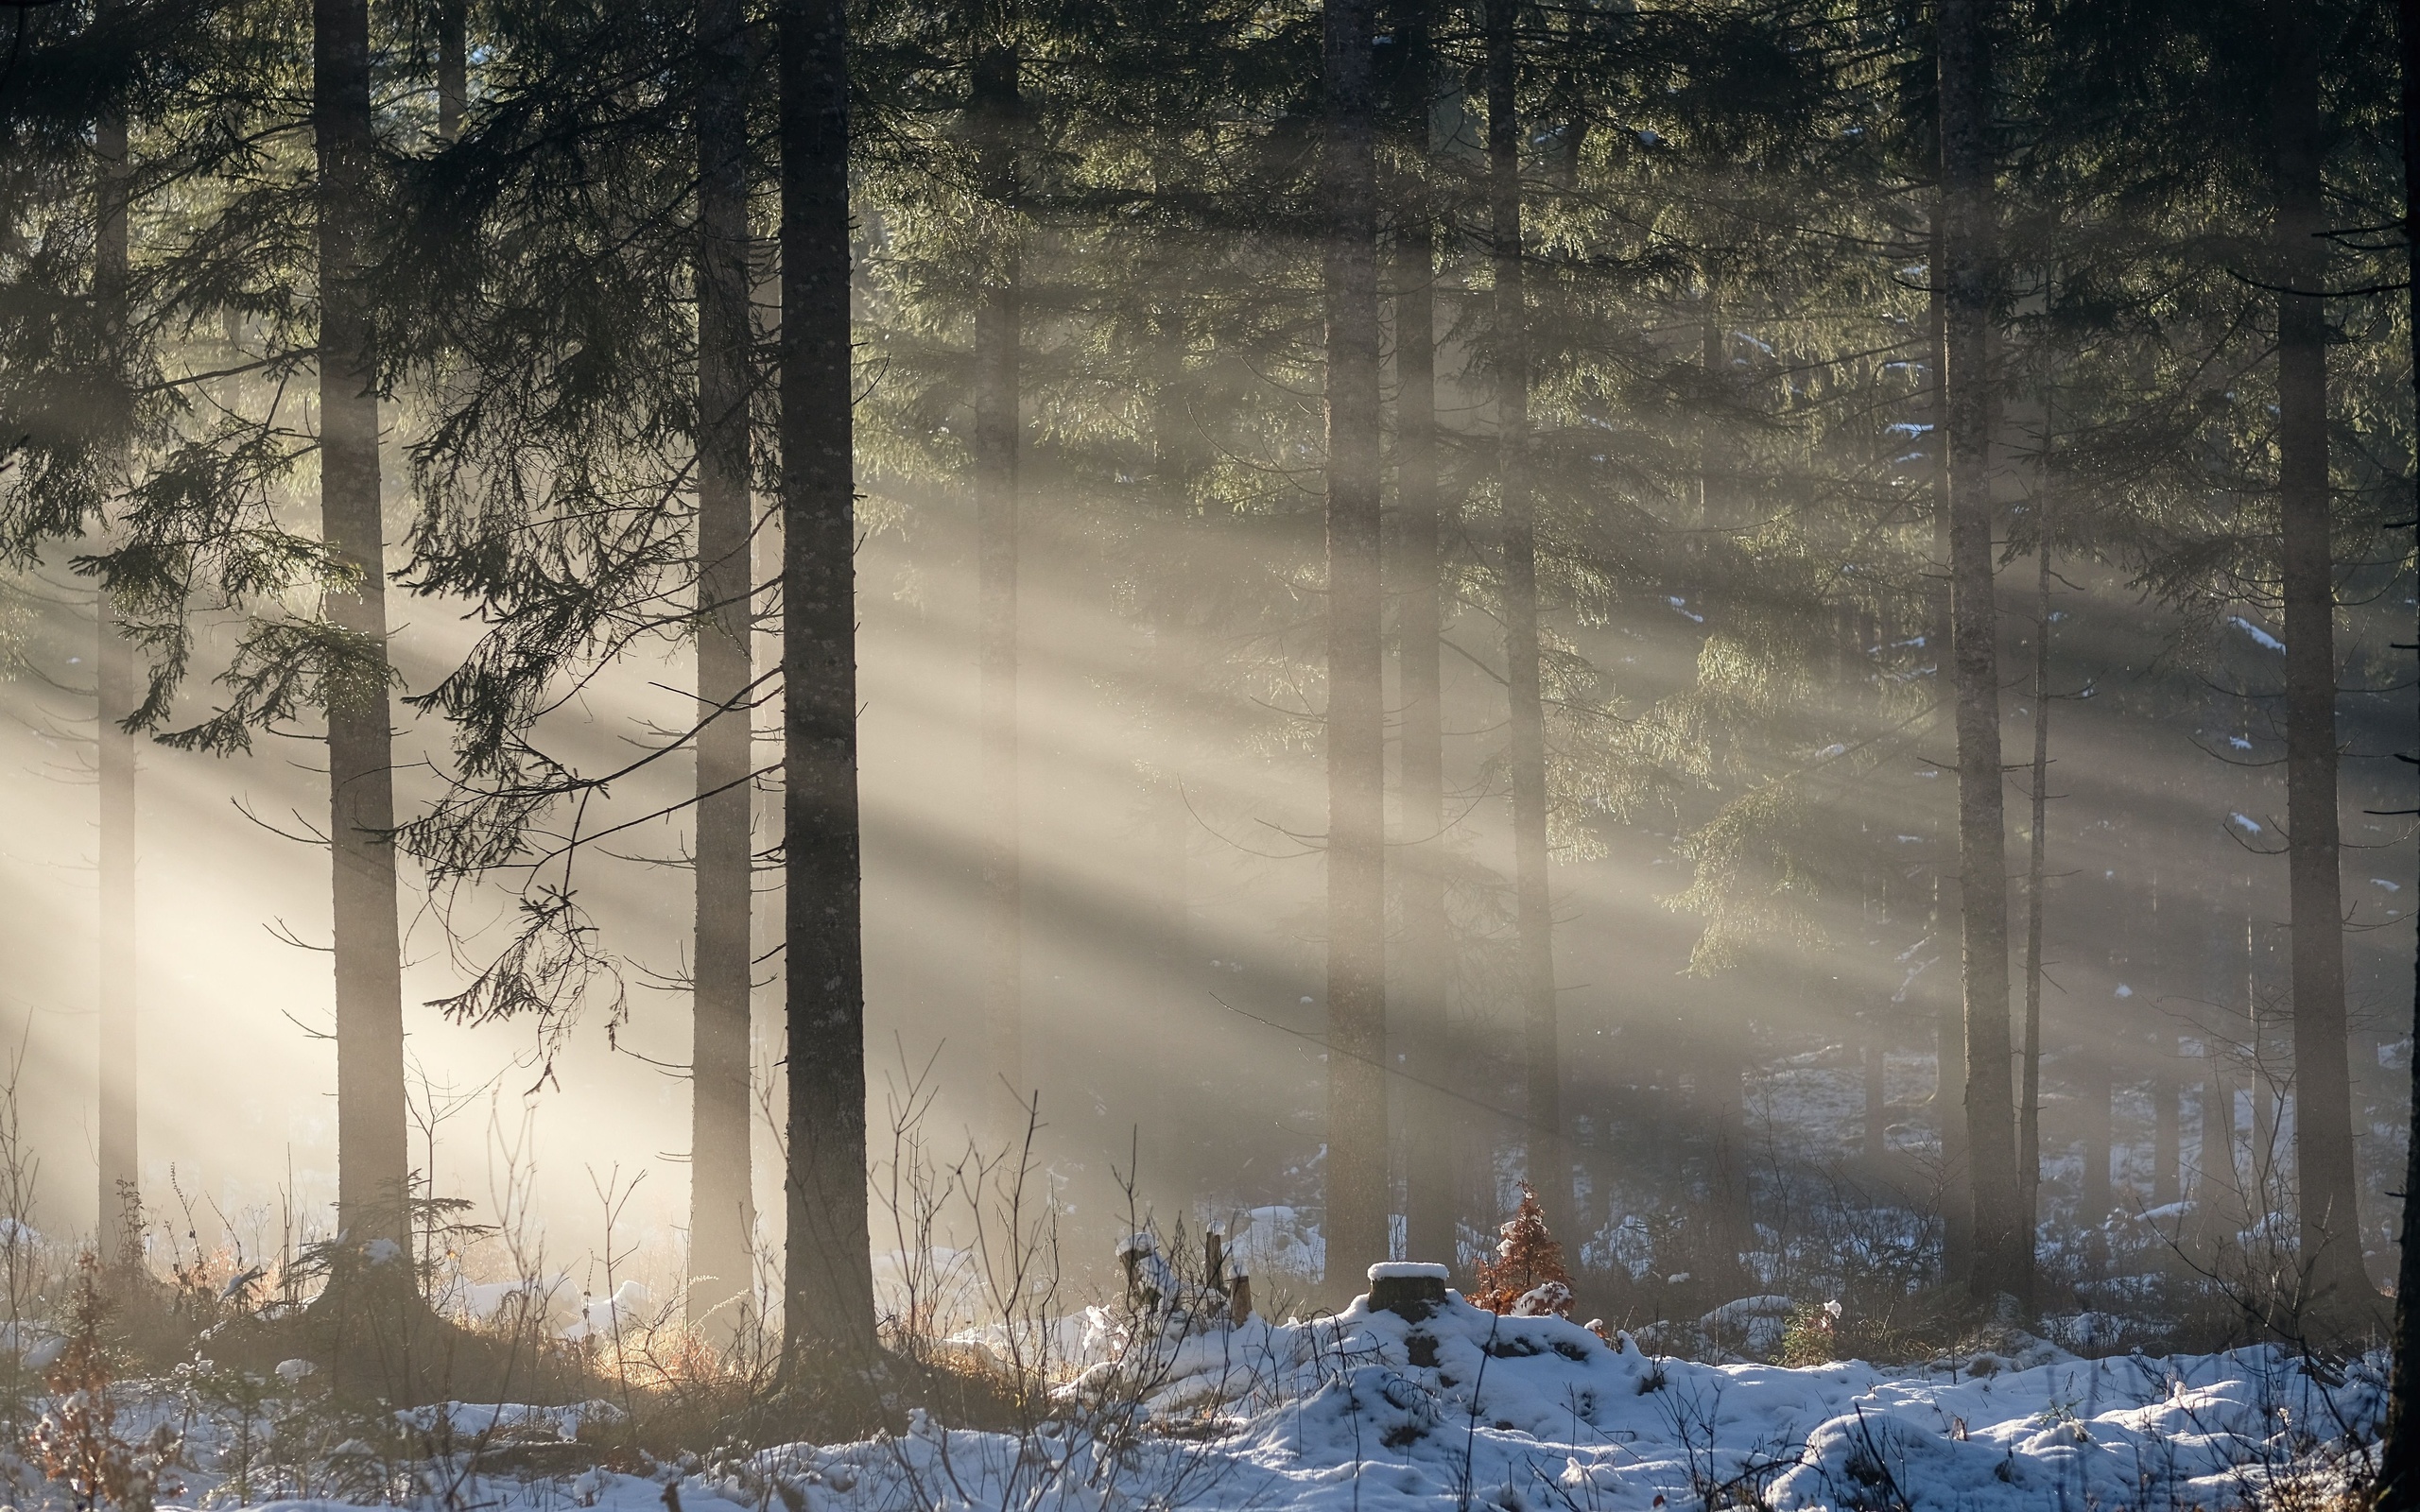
{"left": 970, "top": 19, "right": 1026, "bottom": 1136}
{"left": 1938, "top": 0, "right": 2023, "bottom": 1302}
{"left": 689, "top": 0, "right": 758, "bottom": 1334}
{"left": 1486, "top": 0, "right": 1560, "bottom": 1235}
{"left": 92, "top": 0, "right": 138, "bottom": 1264}
{"left": 1384, "top": 0, "right": 1455, "bottom": 1273}
{"left": 777, "top": 0, "right": 877, "bottom": 1372}
{"left": 2381, "top": 0, "right": 2420, "bottom": 1492}
{"left": 1322, "top": 0, "right": 1390, "bottom": 1295}
{"left": 315, "top": 0, "right": 412, "bottom": 1261}
{"left": 2269, "top": 0, "right": 2370, "bottom": 1314}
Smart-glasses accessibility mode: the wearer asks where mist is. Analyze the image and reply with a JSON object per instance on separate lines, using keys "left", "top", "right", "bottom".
{"left": 2, "top": 0, "right": 2419, "bottom": 1503}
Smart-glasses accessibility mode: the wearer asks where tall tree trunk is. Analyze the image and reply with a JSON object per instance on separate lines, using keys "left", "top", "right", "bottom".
{"left": 2271, "top": 0, "right": 2369, "bottom": 1314}
{"left": 1937, "top": 0, "right": 2020, "bottom": 1300}
{"left": 688, "top": 0, "right": 756, "bottom": 1333}
{"left": 317, "top": 0, "right": 409, "bottom": 1257}
{"left": 2018, "top": 546, "right": 2049, "bottom": 1261}
{"left": 94, "top": 35, "right": 137, "bottom": 1262}
{"left": 2203, "top": 1032, "right": 2236, "bottom": 1207}
{"left": 1321, "top": 0, "right": 1389, "bottom": 1295}
{"left": 2079, "top": 1006, "right": 2113, "bottom": 1219}
{"left": 972, "top": 42, "right": 1025, "bottom": 1136}
{"left": 778, "top": 0, "right": 875, "bottom": 1369}
{"left": 437, "top": 1, "right": 465, "bottom": 144}
{"left": 1390, "top": 0, "right": 1453, "bottom": 1274}
{"left": 1141, "top": 353, "right": 1200, "bottom": 1209}
{"left": 2153, "top": 1040, "right": 2182, "bottom": 1207}
{"left": 2152, "top": 872, "right": 2182, "bottom": 1208}
{"left": 1928, "top": 215, "right": 1970, "bottom": 1285}
{"left": 2376, "top": 2, "right": 2420, "bottom": 1495}
{"left": 1488, "top": 0, "right": 1559, "bottom": 1230}
{"left": 2251, "top": 903, "right": 2281, "bottom": 1198}
{"left": 1864, "top": 1038, "right": 1889, "bottom": 1162}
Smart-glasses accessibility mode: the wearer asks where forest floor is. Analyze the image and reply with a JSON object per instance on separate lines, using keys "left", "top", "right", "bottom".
{"left": 26, "top": 1284, "right": 2382, "bottom": 1512}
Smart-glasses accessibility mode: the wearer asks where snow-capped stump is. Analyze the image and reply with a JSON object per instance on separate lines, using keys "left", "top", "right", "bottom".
{"left": 1365, "top": 1261, "right": 1448, "bottom": 1319}
{"left": 1116, "top": 1232, "right": 1176, "bottom": 1310}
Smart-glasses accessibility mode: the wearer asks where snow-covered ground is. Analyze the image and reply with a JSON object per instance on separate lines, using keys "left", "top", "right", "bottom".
{"left": 105, "top": 1286, "right": 2381, "bottom": 1512}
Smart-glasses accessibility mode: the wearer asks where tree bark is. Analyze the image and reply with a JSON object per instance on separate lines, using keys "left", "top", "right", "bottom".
{"left": 2153, "top": 1040, "right": 2182, "bottom": 1207}
{"left": 2270, "top": 0, "right": 2369, "bottom": 1314}
{"left": 1322, "top": 0, "right": 1389, "bottom": 1294}
{"left": 778, "top": 0, "right": 876, "bottom": 1370}
{"left": 1488, "top": 0, "right": 1559, "bottom": 1232}
{"left": 972, "top": 42, "right": 1025, "bottom": 1137}
{"left": 2377, "top": 0, "right": 2420, "bottom": 1498}
{"left": 2018, "top": 547, "right": 2049, "bottom": 1266}
{"left": 1937, "top": 0, "right": 2021, "bottom": 1300}
{"left": 94, "top": 41, "right": 137, "bottom": 1261}
{"left": 1927, "top": 214, "right": 1971, "bottom": 1286}
{"left": 317, "top": 0, "right": 409, "bottom": 1256}
{"left": 1388, "top": 0, "right": 1453, "bottom": 1275}
{"left": 437, "top": 1, "right": 466, "bottom": 144}
{"left": 689, "top": 0, "right": 756, "bottom": 1334}
{"left": 2078, "top": 1004, "right": 2113, "bottom": 1220}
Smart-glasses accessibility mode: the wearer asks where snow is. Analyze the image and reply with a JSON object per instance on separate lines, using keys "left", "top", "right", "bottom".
{"left": 393, "top": 1400, "right": 626, "bottom": 1440}
{"left": 559, "top": 1280, "right": 651, "bottom": 1341}
{"left": 130, "top": 1291, "right": 2389, "bottom": 1512}
{"left": 1366, "top": 1262, "right": 1448, "bottom": 1281}
{"left": 2227, "top": 615, "right": 2286, "bottom": 653}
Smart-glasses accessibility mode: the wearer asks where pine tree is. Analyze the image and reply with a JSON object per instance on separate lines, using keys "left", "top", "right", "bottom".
{"left": 2269, "top": 0, "right": 2370, "bottom": 1314}
{"left": 777, "top": 0, "right": 878, "bottom": 1373}
{"left": 1937, "top": 0, "right": 2023, "bottom": 1302}
{"left": 2379, "top": 0, "right": 2420, "bottom": 1492}
{"left": 1323, "top": 0, "right": 1390, "bottom": 1297}
{"left": 91, "top": 0, "right": 138, "bottom": 1267}
{"left": 688, "top": 0, "right": 758, "bottom": 1335}
{"left": 315, "top": 0, "right": 411, "bottom": 1261}
{"left": 971, "top": 18, "right": 1026, "bottom": 1136}
{"left": 1385, "top": 0, "right": 1455, "bottom": 1275}
{"left": 1486, "top": 0, "right": 1561, "bottom": 1235}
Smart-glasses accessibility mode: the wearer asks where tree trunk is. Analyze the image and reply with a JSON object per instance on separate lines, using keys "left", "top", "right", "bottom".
{"left": 94, "top": 47, "right": 137, "bottom": 1262}
{"left": 1928, "top": 215, "right": 1970, "bottom": 1286}
{"left": 2251, "top": 903, "right": 2281, "bottom": 1199}
{"left": 2151, "top": 871, "right": 2181, "bottom": 1209}
{"left": 2270, "top": 0, "right": 2369, "bottom": 1314}
{"left": 2153, "top": 1040, "right": 2182, "bottom": 1208}
{"left": 1863, "top": 1036, "right": 1888, "bottom": 1164}
{"left": 778, "top": 0, "right": 875, "bottom": 1370}
{"left": 2079, "top": 1011, "right": 2113, "bottom": 1221}
{"left": 973, "top": 43, "right": 1025, "bottom": 1137}
{"left": 2018, "top": 546, "right": 2049, "bottom": 1264}
{"left": 1321, "top": 0, "right": 1389, "bottom": 1296}
{"left": 1141, "top": 358, "right": 1200, "bottom": 1209}
{"left": 2377, "top": 0, "right": 2420, "bottom": 1496}
{"left": 1937, "top": 0, "right": 2021, "bottom": 1300}
{"left": 317, "top": 0, "right": 409, "bottom": 1256}
{"left": 1488, "top": 0, "right": 1559, "bottom": 1232}
{"left": 1388, "top": 0, "right": 1453, "bottom": 1275}
{"left": 437, "top": 1, "right": 466, "bottom": 144}
{"left": 2202, "top": 1032, "right": 2236, "bottom": 1209}
{"left": 688, "top": 0, "right": 756, "bottom": 1334}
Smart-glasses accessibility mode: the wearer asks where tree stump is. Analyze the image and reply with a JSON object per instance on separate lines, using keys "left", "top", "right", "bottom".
{"left": 1366, "top": 1262, "right": 1449, "bottom": 1320}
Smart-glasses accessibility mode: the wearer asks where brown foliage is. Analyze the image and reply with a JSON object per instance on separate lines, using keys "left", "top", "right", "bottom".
{"left": 1469, "top": 1183, "right": 1573, "bottom": 1317}
{"left": 29, "top": 1253, "right": 179, "bottom": 1512}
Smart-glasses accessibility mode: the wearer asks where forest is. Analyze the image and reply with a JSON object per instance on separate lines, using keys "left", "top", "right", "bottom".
{"left": 3, "top": 0, "right": 2420, "bottom": 1507}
